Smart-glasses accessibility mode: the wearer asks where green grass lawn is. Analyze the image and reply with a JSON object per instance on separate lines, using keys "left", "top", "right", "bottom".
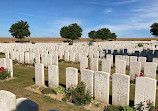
{"left": 0, "top": 53, "right": 157, "bottom": 110}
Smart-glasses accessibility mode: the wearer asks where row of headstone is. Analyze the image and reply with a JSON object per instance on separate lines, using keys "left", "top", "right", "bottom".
{"left": 0, "top": 90, "right": 39, "bottom": 111}
{"left": 0, "top": 58, "right": 13, "bottom": 77}
{"left": 81, "top": 69, "right": 156, "bottom": 107}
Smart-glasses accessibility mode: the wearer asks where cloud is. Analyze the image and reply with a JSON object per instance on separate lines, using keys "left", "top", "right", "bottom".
{"left": 109, "top": 0, "right": 137, "bottom": 5}
{"left": 87, "top": 0, "right": 137, "bottom": 6}
{"left": 104, "top": 8, "right": 112, "bottom": 13}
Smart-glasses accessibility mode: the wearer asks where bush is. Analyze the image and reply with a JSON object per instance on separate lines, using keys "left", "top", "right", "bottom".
{"left": 53, "top": 86, "right": 65, "bottom": 94}
{"left": 0, "top": 52, "right": 5, "bottom": 55}
{"left": 138, "top": 43, "right": 143, "bottom": 47}
{"left": 88, "top": 41, "right": 93, "bottom": 46}
{"left": 32, "top": 41, "right": 35, "bottom": 44}
{"left": 0, "top": 67, "right": 10, "bottom": 80}
{"left": 4, "top": 41, "right": 9, "bottom": 43}
{"left": 41, "top": 88, "right": 53, "bottom": 94}
{"left": 69, "top": 42, "right": 73, "bottom": 45}
{"left": 58, "top": 59, "right": 64, "bottom": 62}
{"left": 13, "top": 59, "right": 19, "bottom": 64}
{"left": 105, "top": 105, "right": 122, "bottom": 111}
{"left": 93, "top": 101, "right": 102, "bottom": 107}
{"left": 62, "top": 81, "right": 92, "bottom": 106}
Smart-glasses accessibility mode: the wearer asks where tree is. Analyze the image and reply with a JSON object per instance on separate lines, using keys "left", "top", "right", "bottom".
{"left": 88, "top": 30, "right": 97, "bottom": 41}
{"left": 150, "top": 22, "right": 158, "bottom": 37}
{"left": 110, "top": 33, "right": 117, "bottom": 40}
{"left": 60, "top": 23, "right": 82, "bottom": 42}
{"left": 9, "top": 20, "right": 30, "bottom": 41}
{"left": 96, "top": 28, "right": 111, "bottom": 40}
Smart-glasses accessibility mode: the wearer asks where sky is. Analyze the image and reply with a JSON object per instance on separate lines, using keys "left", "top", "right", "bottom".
{"left": 0, "top": 0, "right": 158, "bottom": 38}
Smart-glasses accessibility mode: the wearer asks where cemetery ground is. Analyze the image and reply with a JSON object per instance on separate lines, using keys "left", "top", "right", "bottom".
{"left": 0, "top": 52, "right": 158, "bottom": 110}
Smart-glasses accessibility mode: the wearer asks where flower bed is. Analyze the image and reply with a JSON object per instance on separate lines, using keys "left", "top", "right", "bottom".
{"left": 0, "top": 67, "right": 10, "bottom": 80}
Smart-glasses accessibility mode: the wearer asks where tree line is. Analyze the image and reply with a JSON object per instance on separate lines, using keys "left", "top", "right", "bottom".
{"left": 9, "top": 20, "right": 158, "bottom": 42}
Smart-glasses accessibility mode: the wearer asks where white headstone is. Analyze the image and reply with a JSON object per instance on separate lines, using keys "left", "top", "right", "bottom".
{"left": 0, "top": 90, "right": 16, "bottom": 111}
{"left": 115, "top": 60, "right": 126, "bottom": 74}
{"left": 144, "top": 62, "right": 157, "bottom": 79}
{"left": 135, "top": 77, "right": 156, "bottom": 106}
{"left": 94, "top": 71, "right": 109, "bottom": 104}
{"left": 90, "top": 58, "right": 98, "bottom": 71}
{"left": 81, "top": 69, "right": 94, "bottom": 96}
{"left": 48, "top": 65, "right": 59, "bottom": 89}
{"left": 130, "top": 62, "right": 141, "bottom": 80}
{"left": 102, "top": 59, "right": 111, "bottom": 74}
{"left": 112, "top": 73, "right": 130, "bottom": 106}
{"left": 66, "top": 67, "right": 78, "bottom": 88}
{"left": 35, "top": 63, "right": 45, "bottom": 86}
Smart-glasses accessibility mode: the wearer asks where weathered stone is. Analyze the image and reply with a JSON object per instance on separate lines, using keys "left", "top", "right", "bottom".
{"left": 64, "top": 51, "right": 69, "bottom": 61}
{"left": 144, "top": 62, "right": 157, "bottom": 79}
{"left": 135, "top": 77, "right": 156, "bottom": 106}
{"left": 70, "top": 52, "right": 75, "bottom": 62}
{"left": 30, "top": 53, "right": 35, "bottom": 64}
{"left": 95, "top": 71, "right": 109, "bottom": 104}
{"left": 115, "top": 60, "right": 126, "bottom": 74}
{"left": 17, "top": 98, "right": 39, "bottom": 111}
{"left": 52, "top": 55, "right": 58, "bottom": 66}
{"left": 80, "top": 57, "right": 88, "bottom": 71}
{"left": 81, "top": 69, "right": 94, "bottom": 96}
{"left": 25, "top": 52, "right": 30, "bottom": 64}
{"left": 0, "top": 90, "right": 16, "bottom": 111}
{"left": 19, "top": 52, "right": 24, "bottom": 64}
{"left": 153, "top": 58, "right": 158, "bottom": 68}
{"left": 6, "top": 59, "right": 13, "bottom": 78}
{"left": 130, "top": 62, "right": 141, "bottom": 80}
{"left": 35, "top": 63, "right": 44, "bottom": 86}
{"left": 102, "top": 59, "right": 111, "bottom": 74}
{"left": 66, "top": 67, "right": 78, "bottom": 88}
{"left": 130, "top": 56, "right": 137, "bottom": 63}
{"left": 106, "top": 54, "right": 113, "bottom": 66}
{"left": 138, "top": 57, "right": 146, "bottom": 70}
{"left": 122, "top": 55, "right": 129, "bottom": 66}
{"left": 115, "top": 55, "right": 122, "bottom": 66}
{"left": 48, "top": 65, "right": 59, "bottom": 89}
{"left": 0, "top": 58, "right": 6, "bottom": 68}
{"left": 90, "top": 58, "right": 98, "bottom": 71}
{"left": 35, "top": 54, "right": 40, "bottom": 64}
{"left": 112, "top": 73, "right": 130, "bottom": 106}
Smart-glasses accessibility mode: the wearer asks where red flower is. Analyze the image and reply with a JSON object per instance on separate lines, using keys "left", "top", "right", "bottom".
{"left": 15, "top": 59, "right": 17, "bottom": 61}
{"left": 0, "top": 70, "right": 2, "bottom": 73}
{"left": 135, "top": 74, "right": 138, "bottom": 77}
{"left": 1, "top": 67, "right": 4, "bottom": 70}
{"left": 154, "top": 109, "right": 157, "bottom": 111}
{"left": 71, "top": 85, "right": 73, "bottom": 87}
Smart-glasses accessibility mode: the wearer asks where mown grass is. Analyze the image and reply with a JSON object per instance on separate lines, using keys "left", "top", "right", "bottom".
{"left": 0, "top": 54, "right": 157, "bottom": 110}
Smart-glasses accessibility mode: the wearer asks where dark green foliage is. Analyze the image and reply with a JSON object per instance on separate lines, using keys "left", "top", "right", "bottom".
{"left": 96, "top": 28, "right": 117, "bottom": 40}
{"left": 32, "top": 42, "right": 35, "bottom": 44}
{"left": 105, "top": 105, "right": 122, "bottom": 111}
{"left": 0, "top": 52, "right": 5, "bottom": 55}
{"left": 138, "top": 43, "right": 143, "bottom": 47}
{"left": 88, "top": 30, "right": 97, "bottom": 41}
{"left": 4, "top": 41, "right": 9, "bottom": 43}
{"left": 88, "top": 41, "right": 93, "bottom": 46}
{"left": 63, "top": 81, "right": 92, "bottom": 106}
{"left": 0, "top": 68, "right": 10, "bottom": 80}
{"left": 58, "top": 59, "right": 64, "bottom": 62}
{"left": 60, "top": 23, "right": 83, "bottom": 42}
{"left": 53, "top": 86, "right": 65, "bottom": 94}
{"left": 150, "top": 22, "right": 158, "bottom": 37}
{"left": 9, "top": 20, "right": 30, "bottom": 40}
{"left": 41, "top": 88, "right": 53, "bottom": 94}
{"left": 68, "top": 42, "right": 73, "bottom": 45}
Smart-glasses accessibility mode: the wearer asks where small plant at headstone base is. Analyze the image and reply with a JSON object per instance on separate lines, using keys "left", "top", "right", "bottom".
{"left": 146, "top": 100, "right": 157, "bottom": 111}
{"left": 0, "top": 52, "right": 5, "bottom": 55}
{"left": 0, "top": 67, "right": 10, "bottom": 80}
{"left": 53, "top": 86, "right": 65, "bottom": 94}
{"left": 13, "top": 59, "right": 19, "bottom": 64}
{"left": 62, "top": 81, "right": 92, "bottom": 106}
{"left": 140, "top": 72, "right": 144, "bottom": 77}
{"left": 85, "top": 67, "right": 91, "bottom": 70}
{"left": 138, "top": 43, "right": 143, "bottom": 47}
{"left": 32, "top": 41, "right": 35, "bottom": 44}
{"left": 69, "top": 42, "right": 73, "bottom": 45}
{"left": 58, "top": 59, "right": 64, "bottom": 62}
{"left": 41, "top": 88, "right": 53, "bottom": 94}
{"left": 88, "top": 41, "right": 93, "bottom": 46}
{"left": 105, "top": 105, "right": 123, "bottom": 111}
{"left": 93, "top": 101, "right": 102, "bottom": 107}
